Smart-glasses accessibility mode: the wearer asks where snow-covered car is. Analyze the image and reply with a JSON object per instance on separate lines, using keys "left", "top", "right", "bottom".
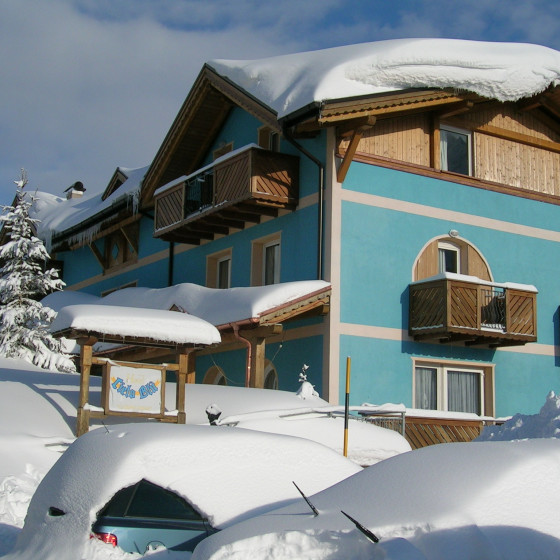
{"left": 4, "top": 423, "right": 361, "bottom": 559}
{"left": 191, "top": 438, "right": 560, "bottom": 560}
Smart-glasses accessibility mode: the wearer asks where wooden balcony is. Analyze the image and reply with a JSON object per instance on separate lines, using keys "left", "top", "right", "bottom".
{"left": 154, "top": 147, "right": 299, "bottom": 244}
{"left": 409, "top": 275, "right": 537, "bottom": 347}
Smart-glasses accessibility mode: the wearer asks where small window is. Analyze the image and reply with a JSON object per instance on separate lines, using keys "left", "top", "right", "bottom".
{"left": 217, "top": 256, "right": 231, "bottom": 289}
{"left": 258, "top": 127, "right": 280, "bottom": 151}
{"left": 264, "top": 361, "right": 278, "bottom": 390}
{"left": 207, "top": 249, "right": 232, "bottom": 289}
{"left": 251, "top": 233, "right": 281, "bottom": 286}
{"left": 438, "top": 241, "right": 460, "bottom": 274}
{"left": 440, "top": 126, "right": 472, "bottom": 175}
{"left": 203, "top": 366, "right": 227, "bottom": 385}
{"left": 414, "top": 363, "right": 485, "bottom": 415}
{"left": 263, "top": 241, "right": 280, "bottom": 285}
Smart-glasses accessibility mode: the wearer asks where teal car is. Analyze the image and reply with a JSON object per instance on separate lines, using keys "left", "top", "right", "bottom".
{"left": 91, "top": 478, "right": 216, "bottom": 553}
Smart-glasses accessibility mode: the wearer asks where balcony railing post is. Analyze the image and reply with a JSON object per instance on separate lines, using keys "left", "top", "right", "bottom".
{"left": 476, "top": 284, "right": 482, "bottom": 330}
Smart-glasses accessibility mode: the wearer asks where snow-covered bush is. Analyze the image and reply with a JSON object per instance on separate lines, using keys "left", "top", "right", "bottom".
{"left": 0, "top": 171, "right": 75, "bottom": 373}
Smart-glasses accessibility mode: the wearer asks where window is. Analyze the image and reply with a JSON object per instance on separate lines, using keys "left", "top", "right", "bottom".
{"left": 264, "top": 361, "right": 278, "bottom": 390}
{"left": 413, "top": 236, "right": 492, "bottom": 282}
{"left": 98, "top": 223, "right": 139, "bottom": 273}
{"left": 217, "top": 256, "right": 231, "bottom": 289}
{"left": 414, "top": 362, "right": 489, "bottom": 415}
{"left": 440, "top": 126, "right": 472, "bottom": 175}
{"left": 251, "top": 233, "right": 281, "bottom": 286}
{"left": 263, "top": 241, "right": 280, "bottom": 285}
{"left": 258, "top": 127, "right": 280, "bottom": 151}
{"left": 206, "top": 248, "right": 232, "bottom": 289}
{"left": 438, "top": 241, "right": 460, "bottom": 274}
{"left": 203, "top": 366, "right": 227, "bottom": 385}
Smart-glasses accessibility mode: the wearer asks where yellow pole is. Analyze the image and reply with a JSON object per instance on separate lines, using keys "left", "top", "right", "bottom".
{"left": 343, "top": 356, "right": 351, "bottom": 457}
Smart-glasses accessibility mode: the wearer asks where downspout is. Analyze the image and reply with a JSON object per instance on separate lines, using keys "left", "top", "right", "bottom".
{"left": 231, "top": 323, "right": 252, "bottom": 387}
{"left": 283, "top": 127, "right": 324, "bottom": 281}
{"left": 168, "top": 241, "right": 175, "bottom": 287}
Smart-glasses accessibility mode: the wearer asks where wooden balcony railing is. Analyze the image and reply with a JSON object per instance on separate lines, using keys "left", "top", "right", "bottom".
{"left": 409, "top": 275, "right": 537, "bottom": 347}
{"left": 154, "top": 146, "right": 299, "bottom": 244}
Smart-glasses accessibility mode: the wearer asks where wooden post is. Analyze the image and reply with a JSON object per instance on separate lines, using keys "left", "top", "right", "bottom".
{"left": 249, "top": 337, "right": 266, "bottom": 388}
{"left": 176, "top": 351, "right": 188, "bottom": 424}
{"left": 76, "top": 340, "right": 94, "bottom": 437}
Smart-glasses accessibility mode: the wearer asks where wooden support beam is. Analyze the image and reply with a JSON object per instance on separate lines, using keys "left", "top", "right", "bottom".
{"left": 88, "top": 242, "right": 106, "bottom": 271}
{"left": 121, "top": 225, "right": 138, "bottom": 255}
{"left": 438, "top": 101, "right": 473, "bottom": 120}
{"left": 337, "top": 116, "right": 376, "bottom": 183}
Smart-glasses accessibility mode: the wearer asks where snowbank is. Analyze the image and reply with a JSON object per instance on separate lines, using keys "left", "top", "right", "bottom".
{"left": 478, "top": 390, "right": 560, "bottom": 441}
{"left": 5, "top": 424, "right": 361, "bottom": 560}
{"left": 210, "top": 38, "right": 560, "bottom": 119}
{"left": 193, "top": 438, "right": 560, "bottom": 560}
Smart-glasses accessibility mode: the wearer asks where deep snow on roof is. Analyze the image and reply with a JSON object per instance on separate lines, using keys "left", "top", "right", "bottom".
{"left": 209, "top": 38, "right": 560, "bottom": 119}
{"left": 50, "top": 303, "right": 221, "bottom": 346}
{"left": 44, "top": 280, "right": 330, "bottom": 328}
{"left": 31, "top": 166, "right": 148, "bottom": 243}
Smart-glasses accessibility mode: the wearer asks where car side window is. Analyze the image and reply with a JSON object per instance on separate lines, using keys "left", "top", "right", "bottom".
{"left": 125, "top": 480, "right": 204, "bottom": 521}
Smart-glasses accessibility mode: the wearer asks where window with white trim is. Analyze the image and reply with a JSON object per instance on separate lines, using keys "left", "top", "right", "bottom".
{"left": 263, "top": 240, "right": 280, "bottom": 285}
{"left": 206, "top": 248, "right": 232, "bottom": 289}
{"left": 414, "top": 362, "right": 485, "bottom": 415}
{"left": 438, "top": 240, "right": 460, "bottom": 274}
{"left": 217, "top": 255, "right": 231, "bottom": 289}
{"left": 440, "top": 125, "right": 472, "bottom": 175}
{"left": 251, "top": 233, "right": 281, "bottom": 286}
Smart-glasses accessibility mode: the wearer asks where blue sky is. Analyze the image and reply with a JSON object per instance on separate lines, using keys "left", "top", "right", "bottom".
{"left": 2, "top": 0, "right": 560, "bottom": 206}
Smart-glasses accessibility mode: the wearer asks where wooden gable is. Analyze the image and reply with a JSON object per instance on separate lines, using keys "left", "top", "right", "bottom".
{"left": 140, "top": 65, "right": 281, "bottom": 209}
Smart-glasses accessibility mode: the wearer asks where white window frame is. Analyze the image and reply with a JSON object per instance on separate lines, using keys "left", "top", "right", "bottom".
{"left": 413, "top": 362, "right": 485, "bottom": 415}
{"left": 438, "top": 240, "right": 461, "bottom": 274}
{"left": 440, "top": 125, "right": 472, "bottom": 176}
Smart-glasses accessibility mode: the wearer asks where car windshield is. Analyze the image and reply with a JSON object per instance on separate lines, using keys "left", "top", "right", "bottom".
{"left": 98, "top": 479, "right": 204, "bottom": 522}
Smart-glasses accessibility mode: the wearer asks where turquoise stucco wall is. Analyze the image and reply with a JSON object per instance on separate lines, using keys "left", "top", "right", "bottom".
{"left": 338, "top": 162, "right": 560, "bottom": 416}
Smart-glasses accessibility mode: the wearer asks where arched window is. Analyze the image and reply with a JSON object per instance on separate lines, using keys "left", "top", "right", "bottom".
{"left": 203, "top": 366, "right": 227, "bottom": 386}
{"left": 263, "top": 360, "right": 278, "bottom": 390}
{"left": 413, "top": 235, "right": 492, "bottom": 282}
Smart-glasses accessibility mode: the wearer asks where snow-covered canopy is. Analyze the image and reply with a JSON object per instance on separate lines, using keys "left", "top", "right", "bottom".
{"left": 50, "top": 303, "right": 221, "bottom": 346}
{"left": 193, "top": 438, "right": 560, "bottom": 560}
{"left": 6, "top": 423, "right": 361, "bottom": 560}
{"left": 45, "top": 280, "right": 330, "bottom": 328}
{"left": 209, "top": 38, "right": 560, "bottom": 119}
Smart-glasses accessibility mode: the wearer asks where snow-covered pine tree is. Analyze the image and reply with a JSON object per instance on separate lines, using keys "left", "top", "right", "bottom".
{"left": 0, "top": 170, "right": 76, "bottom": 373}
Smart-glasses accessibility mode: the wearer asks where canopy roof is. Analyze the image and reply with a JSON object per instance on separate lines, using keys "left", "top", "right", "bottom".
{"left": 51, "top": 304, "right": 221, "bottom": 348}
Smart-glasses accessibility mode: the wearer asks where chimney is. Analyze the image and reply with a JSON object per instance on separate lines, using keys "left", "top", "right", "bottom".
{"left": 64, "top": 181, "right": 86, "bottom": 200}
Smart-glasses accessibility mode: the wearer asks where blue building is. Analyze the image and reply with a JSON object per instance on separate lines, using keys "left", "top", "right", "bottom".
{"left": 36, "top": 39, "right": 560, "bottom": 421}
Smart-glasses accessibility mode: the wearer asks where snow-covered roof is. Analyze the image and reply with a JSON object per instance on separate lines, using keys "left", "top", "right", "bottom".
{"left": 50, "top": 304, "right": 221, "bottom": 346}
{"left": 31, "top": 165, "right": 148, "bottom": 245}
{"left": 209, "top": 38, "right": 560, "bottom": 119}
{"left": 45, "top": 280, "right": 331, "bottom": 328}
